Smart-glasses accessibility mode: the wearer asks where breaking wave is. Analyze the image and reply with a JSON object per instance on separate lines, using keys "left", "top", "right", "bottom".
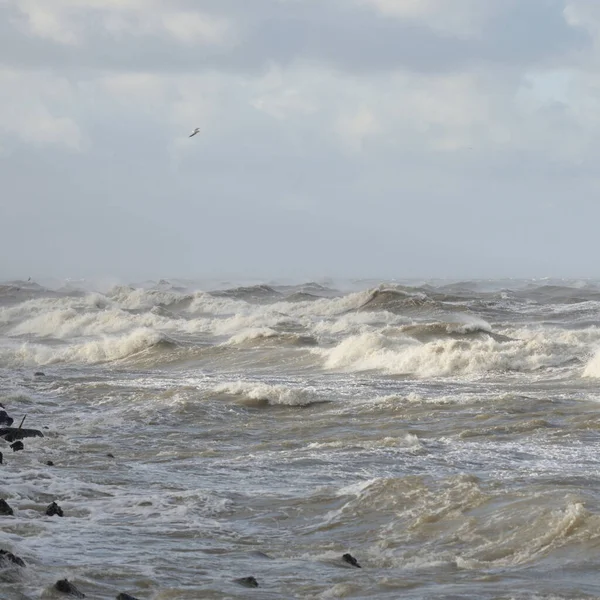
{"left": 0, "top": 328, "right": 173, "bottom": 366}
{"left": 212, "top": 381, "right": 324, "bottom": 407}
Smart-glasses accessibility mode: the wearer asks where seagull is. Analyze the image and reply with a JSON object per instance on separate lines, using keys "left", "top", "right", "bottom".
{"left": 189, "top": 127, "right": 200, "bottom": 138}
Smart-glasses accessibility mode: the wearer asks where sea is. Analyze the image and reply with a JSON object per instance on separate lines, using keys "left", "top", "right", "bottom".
{"left": 2, "top": 277, "right": 600, "bottom": 599}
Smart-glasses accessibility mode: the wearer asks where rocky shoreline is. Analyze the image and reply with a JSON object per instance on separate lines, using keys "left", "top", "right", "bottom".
{"left": 0, "top": 393, "right": 143, "bottom": 599}
{"left": 0, "top": 378, "right": 363, "bottom": 599}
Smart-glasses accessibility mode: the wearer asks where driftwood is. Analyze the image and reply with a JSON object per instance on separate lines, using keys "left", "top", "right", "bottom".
{"left": 0, "top": 428, "right": 44, "bottom": 442}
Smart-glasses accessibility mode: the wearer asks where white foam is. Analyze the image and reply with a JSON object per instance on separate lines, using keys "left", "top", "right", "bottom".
{"left": 213, "top": 381, "right": 319, "bottom": 406}
{"left": 317, "top": 327, "right": 593, "bottom": 377}
{"left": 582, "top": 348, "right": 600, "bottom": 378}
{"left": 0, "top": 328, "right": 166, "bottom": 366}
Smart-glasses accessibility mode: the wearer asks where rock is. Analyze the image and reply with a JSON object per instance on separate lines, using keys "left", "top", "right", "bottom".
{"left": 0, "top": 427, "right": 44, "bottom": 442}
{"left": 10, "top": 441, "right": 24, "bottom": 452}
{"left": 342, "top": 553, "right": 361, "bottom": 568}
{"left": 47, "top": 460, "right": 54, "bottom": 466}
{"left": 0, "top": 499, "right": 14, "bottom": 515}
{"left": 234, "top": 576, "right": 259, "bottom": 588}
{"left": 54, "top": 579, "right": 85, "bottom": 597}
{"left": 0, "top": 549, "right": 25, "bottom": 567}
{"left": 116, "top": 594, "right": 140, "bottom": 600}
{"left": 34, "top": 372, "right": 45, "bottom": 377}
{"left": 106, "top": 453, "right": 115, "bottom": 458}
{"left": 0, "top": 411, "right": 13, "bottom": 426}
{"left": 0, "top": 451, "right": 3, "bottom": 464}
{"left": 46, "top": 501, "right": 64, "bottom": 517}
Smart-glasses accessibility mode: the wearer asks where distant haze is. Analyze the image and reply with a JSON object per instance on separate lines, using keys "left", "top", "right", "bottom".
{"left": 1, "top": 0, "right": 599, "bottom": 281}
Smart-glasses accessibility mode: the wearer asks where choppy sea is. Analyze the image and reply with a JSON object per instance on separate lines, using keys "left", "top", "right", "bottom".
{"left": 2, "top": 277, "right": 600, "bottom": 599}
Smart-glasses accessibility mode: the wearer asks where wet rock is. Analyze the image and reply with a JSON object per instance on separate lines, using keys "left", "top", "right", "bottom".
{"left": 0, "top": 499, "right": 14, "bottom": 515}
{"left": 46, "top": 460, "right": 54, "bottom": 466}
{"left": 116, "top": 594, "right": 140, "bottom": 600}
{"left": 34, "top": 372, "right": 45, "bottom": 377}
{"left": 234, "top": 576, "right": 259, "bottom": 588}
{"left": 0, "top": 411, "right": 13, "bottom": 426}
{"left": 10, "top": 441, "right": 24, "bottom": 452}
{"left": 0, "top": 451, "right": 3, "bottom": 464}
{"left": 0, "top": 427, "right": 44, "bottom": 442}
{"left": 0, "top": 549, "right": 25, "bottom": 567}
{"left": 55, "top": 579, "right": 85, "bottom": 597}
{"left": 106, "top": 453, "right": 115, "bottom": 458}
{"left": 342, "top": 553, "right": 361, "bottom": 568}
{"left": 46, "top": 501, "right": 64, "bottom": 517}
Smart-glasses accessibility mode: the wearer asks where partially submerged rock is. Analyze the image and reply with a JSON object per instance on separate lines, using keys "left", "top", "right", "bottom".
{"left": 116, "top": 593, "right": 140, "bottom": 600}
{"left": 34, "top": 372, "right": 45, "bottom": 377}
{"left": 55, "top": 579, "right": 85, "bottom": 597}
{"left": 0, "top": 451, "right": 3, "bottom": 464}
{"left": 0, "top": 499, "right": 14, "bottom": 515}
{"left": 0, "top": 549, "right": 25, "bottom": 567}
{"left": 46, "top": 501, "right": 64, "bottom": 517}
{"left": 10, "top": 441, "right": 24, "bottom": 452}
{"left": 0, "top": 411, "right": 13, "bottom": 426}
{"left": 46, "top": 460, "right": 54, "bottom": 466}
{"left": 342, "top": 553, "right": 361, "bottom": 568}
{"left": 234, "top": 576, "right": 259, "bottom": 588}
{"left": 0, "top": 427, "right": 44, "bottom": 442}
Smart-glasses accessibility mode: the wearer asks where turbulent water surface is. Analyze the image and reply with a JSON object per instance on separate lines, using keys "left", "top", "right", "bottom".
{"left": 2, "top": 278, "right": 600, "bottom": 599}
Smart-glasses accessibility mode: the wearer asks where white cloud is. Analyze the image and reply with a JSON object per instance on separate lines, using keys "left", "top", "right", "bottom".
{"left": 9, "top": 0, "right": 237, "bottom": 47}
{"left": 359, "top": 0, "right": 505, "bottom": 36}
{"left": 162, "top": 12, "right": 235, "bottom": 46}
{"left": 0, "top": 69, "right": 83, "bottom": 150}
{"left": 13, "top": 0, "right": 79, "bottom": 45}
{"left": 335, "top": 107, "right": 380, "bottom": 152}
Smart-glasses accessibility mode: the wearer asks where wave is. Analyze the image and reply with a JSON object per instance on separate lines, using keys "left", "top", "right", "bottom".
{"left": 212, "top": 381, "right": 325, "bottom": 407}
{"left": 0, "top": 328, "right": 173, "bottom": 366}
{"left": 224, "top": 327, "right": 317, "bottom": 347}
{"left": 210, "top": 284, "right": 282, "bottom": 303}
{"left": 357, "top": 287, "right": 438, "bottom": 313}
{"left": 582, "top": 348, "right": 600, "bottom": 378}
{"left": 317, "top": 328, "right": 588, "bottom": 377}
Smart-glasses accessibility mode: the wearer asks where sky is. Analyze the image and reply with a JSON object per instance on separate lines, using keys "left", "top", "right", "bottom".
{"left": 1, "top": 0, "right": 600, "bottom": 282}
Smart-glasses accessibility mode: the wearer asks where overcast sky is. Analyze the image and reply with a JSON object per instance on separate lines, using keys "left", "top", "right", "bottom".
{"left": 1, "top": 0, "right": 600, "bottom": 282}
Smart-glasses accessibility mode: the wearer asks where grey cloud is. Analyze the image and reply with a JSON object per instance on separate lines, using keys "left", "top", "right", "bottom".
{"left": 0, "top": 0, "right": 589, "bottom": 76}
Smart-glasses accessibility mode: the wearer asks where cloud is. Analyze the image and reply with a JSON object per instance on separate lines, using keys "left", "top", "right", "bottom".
{"left": 1, "top": 0, "right": 600, "bottom": 279}
{"left": 0, "top": 0, "right": 589, "bottom": 75}
{"left": 8, "top": 0, "right": 237, "bottom": 48}
{"left": 0, "top": 68, "right": 83, "bottom": 150}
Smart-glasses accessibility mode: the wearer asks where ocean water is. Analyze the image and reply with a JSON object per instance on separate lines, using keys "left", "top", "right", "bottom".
{"left": 2, "top": 277, "right": 600, "bottom": 599}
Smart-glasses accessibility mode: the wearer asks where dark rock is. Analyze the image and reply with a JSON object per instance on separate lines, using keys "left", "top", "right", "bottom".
{"left": 342, "top": 553, "right": 361, "bottom": 568}
{"left": 47, "top": 460, "right": 54, "bottom": 466}
{"left": 0, "top": 427, "right": 44, "bottom": 442}
{"left": 106, "top": 453, "right": 115, "bottom": 458}
{"left": 0, "top": 499, "right": 14, "bottom": 515}
{"left": 0, "top": 411, "right": 13, "bottom": 426}
{"left": 34, "top": 372, "right": 45, "bottom": 377}
{"left": 10, "top": 441, "right": 24, "bottom": 452}
{"left": 46, "top": 501, "right": 64, "bottom": 517}
{"left": 0, "top": 451, "right": 3, "bottom": 464}
{"left": 116, "top": 594, "right": 140, "bottom": 600}
{"left": 0, "top": 549, "right": 25, "bottom": 567}
{"left": 55, "top": 579, "right": 85, "bottom": 597}
{"left": 234, "top": 576, "right": 259, "bottom": 588}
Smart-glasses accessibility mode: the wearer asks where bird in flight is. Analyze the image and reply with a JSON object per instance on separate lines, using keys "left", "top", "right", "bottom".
{"left": 189, "top": 127, "right": 200, "bottom": 138}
